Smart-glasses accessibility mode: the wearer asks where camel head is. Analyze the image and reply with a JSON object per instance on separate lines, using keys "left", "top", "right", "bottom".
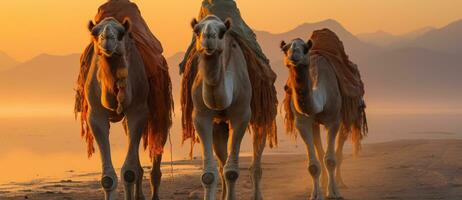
{"left": 191, "top": 15, "right": 232, "bottom": 56}
{"left": 281, "top": 38, "right": 314, "bottom": 116}
{"left": 88, "top": 17, "right": 131, "bottom": 94}
{"left": 88, "top": 17, "right": 131, "bottom": 57}
{"left": 281, "top": 38, "right": 312, "bottom": 67}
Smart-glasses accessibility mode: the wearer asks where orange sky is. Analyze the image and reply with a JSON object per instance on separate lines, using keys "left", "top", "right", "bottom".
{"left": 0, "top": 0, "right": 461, "bottom": 61}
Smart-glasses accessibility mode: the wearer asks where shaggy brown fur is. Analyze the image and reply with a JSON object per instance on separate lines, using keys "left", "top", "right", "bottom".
{"left": 97, "top": 54, "right": 126, "bottom": 94}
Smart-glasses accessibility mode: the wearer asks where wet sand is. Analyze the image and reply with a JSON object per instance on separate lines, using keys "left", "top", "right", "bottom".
{"left": 1, "top": 139, "right": 462, "bottom": 200}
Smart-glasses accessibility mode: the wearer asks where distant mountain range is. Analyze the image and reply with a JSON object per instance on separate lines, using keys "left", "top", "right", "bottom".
{"left": 402, "top": 20, "right": 462, "bottom": 55}
{"left": 1, "top": 18, "right": 460, "bottom": 111}
{"left": 356, "top": 27, "right": 436, "bottom": 47}
{"left": 357, "top": 20, "right": 462, "bottom": 56}
{"left": 0, "top": 51, "right": 19, "bottom": 71}
{"left": 0, "top": 53, "right": 80, "bottom": 104}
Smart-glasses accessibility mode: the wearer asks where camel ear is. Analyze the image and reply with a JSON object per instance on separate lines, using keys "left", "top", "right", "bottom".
{"left": 88, "top": 20, "right": 95, "bottom": 31}
{"left": 88, "top": 20, "right": 97, "bottom": 36}
{"left": 280, "top": 40, "right": 287, "bottom": 51}
{"left": 304, "top": 40, "right": 313, "bottom": 54}
{"left": 191, "top": 18, "right": 198, "bottom": 29}
{"left": 219, "top": 18, "right": 232, "bottom": 39}
{"left": 307, "top": 40, "right": 313, "bottom": 49}
{"left": 122, "top": 18, "right": 131, "bottom": 32}
{"left": 117, "top": 18, "right": 131, "bottom": 40}
{"left": 191, "top": 18, "right": 201, "bottom": 35}
{"left": 224, "top": 18, "right": 232, "bottom": 31}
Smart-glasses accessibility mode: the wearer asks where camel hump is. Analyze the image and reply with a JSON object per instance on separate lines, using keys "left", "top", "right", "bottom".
{"left": 309, "top": 28, "right": 364, "bottom": 98}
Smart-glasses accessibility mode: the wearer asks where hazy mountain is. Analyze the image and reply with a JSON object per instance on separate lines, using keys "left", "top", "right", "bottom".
{"left": 403, "top": 19, "right": 462, "bottom": 55}
{"left": 0, "top": 53, "right": 80, "bottom": 103}
{"left": 359, "top": 47, "right": 461, "bottom": 106}
{"left": 0, "top": 51, "right": 19, "bottom": 71}
{"left": 402, "top": 26, "right": 436, "bottom": 39}
{"left": 356, "top": 27, "right": 435, "bottom": 47}
{"left": 356, "top": 31, "right": 400, "bottom": 47}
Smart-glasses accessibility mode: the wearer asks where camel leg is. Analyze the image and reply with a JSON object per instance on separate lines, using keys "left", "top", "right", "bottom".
{"left": 122, "top": 120, "right": 147, "bottom": 200}
{"left": 150, "top": 153, "right": 164, "bottom": 200}
{"left": 224, "top": 108, "right": 251, "bottom": 200}
{"left": 135, "top": 166, "right": 145, "bottom": 200}
{"left": 295, "top": 116, "right": 323, "bottom": 200}
{"left": 335, "top": 132, "right": 348, "bottom": 189}
{"left": 194, "top": 112, "right": 218, "bottom": 200}
{"left": 88, "top": 110, "right": 118, "bottom": 200}
{"left": 213, "top": 122, "right": 229, "bottom": 200}
{"left": 122, "top": 107, "right": 148, "bottom": 200}
{"left": 325, "top": 123, "right": 342, "bottom": 199}
{"left": 313, "top": 123, "right": 328, "bottom": 190}
{"left": 250, "top": 130, "right": 266, "bottom": 200}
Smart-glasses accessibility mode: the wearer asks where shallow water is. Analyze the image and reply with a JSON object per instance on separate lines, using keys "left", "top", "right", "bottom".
{"left": 0, "top": 113, "right": 461, "bottom": 185}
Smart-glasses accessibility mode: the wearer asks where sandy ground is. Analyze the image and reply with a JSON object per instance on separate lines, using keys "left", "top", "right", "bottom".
{"left": 1, "top": 139, "right": 462, "bottom": 200}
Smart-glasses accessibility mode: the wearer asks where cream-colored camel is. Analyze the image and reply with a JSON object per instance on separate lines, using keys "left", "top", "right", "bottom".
{"left": 85, "top": 17, "right": 164, "bottom": 200}
{"left": 189, "top": 15, "right": 262, "bottom": 200}
{"left": 281, "top": 38, "right": 345, "bottom": 200}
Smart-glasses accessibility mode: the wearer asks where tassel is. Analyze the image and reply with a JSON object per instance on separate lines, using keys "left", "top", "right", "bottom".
{"left": 116, "top": 67, "right": 128, "bottom": 114}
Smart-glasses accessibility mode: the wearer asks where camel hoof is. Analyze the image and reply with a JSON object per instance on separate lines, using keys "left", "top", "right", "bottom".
{"left": 124, "top": 170, "right": 136, "bottom": 183}
{"left": 310, "top": 190, "right": 324, "bottom": 200}
{"left": 225, "top": 170, "right": 239, "bottom": 181}
{"left": 201, "top": 172, "right": 215, "bottom": 185}
{"left": 101, "top": 176, "right": 115, "bottom": 190}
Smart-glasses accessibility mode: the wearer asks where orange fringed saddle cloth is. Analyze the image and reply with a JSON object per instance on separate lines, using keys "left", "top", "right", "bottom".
{"left": 310, "top": 28, "right": 365, "bottom": 98}
{"left": 75, "top": 0, "right": 173, "bottom": 158}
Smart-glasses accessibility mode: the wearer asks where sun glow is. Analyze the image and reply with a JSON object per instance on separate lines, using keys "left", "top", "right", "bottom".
{"left": 0, "top": 0, "right": 461, "bottom": 61}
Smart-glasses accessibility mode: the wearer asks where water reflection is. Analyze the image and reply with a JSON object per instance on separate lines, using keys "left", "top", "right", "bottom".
{"left": 0, "top": 113, "right": 461, "bottom": 184}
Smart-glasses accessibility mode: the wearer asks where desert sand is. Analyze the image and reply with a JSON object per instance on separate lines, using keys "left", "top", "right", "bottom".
{"left": 1, "top": 139, "right": 461, "bottom": 200}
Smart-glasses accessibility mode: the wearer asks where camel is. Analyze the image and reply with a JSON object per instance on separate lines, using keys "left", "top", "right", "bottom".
{"left": 84, "top": 17, "right": 165, "bottom": 200}
{"left": 280, "top": 38, "right": 351, "bottom": 200}
{"left": 188, "top": 15, "right": 263, "bottom": 200}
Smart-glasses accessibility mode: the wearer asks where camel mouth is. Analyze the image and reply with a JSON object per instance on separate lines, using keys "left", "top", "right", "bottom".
{"left": 203, "top": 48, "right": 216, "bottom": 55}
{"left": 288, "top": 56, "right": 304, "bottom": 65}
{"left": 99, "top": 46, "right": 116, "bottom": 57}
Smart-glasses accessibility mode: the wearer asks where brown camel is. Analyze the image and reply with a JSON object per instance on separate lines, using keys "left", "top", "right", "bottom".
{"left": 281, "top": 37, "right": 367, "bottom": 200}
{"left": 84, "top": 17, "right": 165, "bottom": 200}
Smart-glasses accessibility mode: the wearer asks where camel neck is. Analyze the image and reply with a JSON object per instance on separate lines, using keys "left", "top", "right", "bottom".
{"left": 198, "top": 51, "right": 233, "bottom": 110}
{"left": 288, "top": 62, "right": 314, "bottom": 115}
{"left": 199, "top": 52, "right": 224, "bottom": 86}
